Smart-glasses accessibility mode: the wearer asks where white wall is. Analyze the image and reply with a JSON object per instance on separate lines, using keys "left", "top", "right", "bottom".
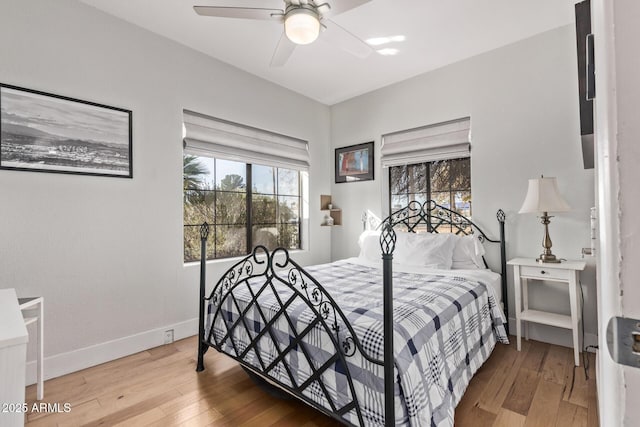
{"left": 0, "top": 0, "right": 331, "bottom": 381}
{"left": 329, "top": 25, "right": 597, "bottom": 348}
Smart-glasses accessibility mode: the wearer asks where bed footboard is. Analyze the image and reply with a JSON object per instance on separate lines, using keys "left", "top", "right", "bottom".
{"left": 198, "top": 244, "right": 385, "bottom": 426}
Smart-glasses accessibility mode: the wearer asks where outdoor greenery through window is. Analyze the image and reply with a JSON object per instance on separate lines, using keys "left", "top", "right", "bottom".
{"left": 389, "top": 157, "right": 471, "bottom": 232}
{"left": 183, "top": 155, "right": 301, "bottom": 262}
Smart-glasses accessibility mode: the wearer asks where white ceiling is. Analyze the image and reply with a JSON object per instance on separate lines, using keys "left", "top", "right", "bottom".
{"left": 79, "top": 0, "right": 576, "bottom": 105}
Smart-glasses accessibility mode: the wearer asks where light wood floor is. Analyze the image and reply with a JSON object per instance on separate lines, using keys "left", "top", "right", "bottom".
{"left": 25, "top": 336, "right": 597, "bottom": 426}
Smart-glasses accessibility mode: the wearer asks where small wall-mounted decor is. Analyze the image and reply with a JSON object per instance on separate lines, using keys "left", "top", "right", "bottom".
{"left": 0, "top": 83, "right": 132, "bottom": 178}
{"left": 335, "top": 141, "right": 374, "bottom": 183}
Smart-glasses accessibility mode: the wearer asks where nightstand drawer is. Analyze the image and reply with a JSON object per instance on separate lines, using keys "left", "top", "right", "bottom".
{"left": 520, "top": 265, "right": 571, "bottom": 281}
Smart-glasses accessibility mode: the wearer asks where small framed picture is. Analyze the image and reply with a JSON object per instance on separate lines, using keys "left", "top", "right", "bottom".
{"left": 0, "top": 83, "right": 132, "bottom": 178}
{"left": 335, "top": 141, "right": 374, "bottom": 183}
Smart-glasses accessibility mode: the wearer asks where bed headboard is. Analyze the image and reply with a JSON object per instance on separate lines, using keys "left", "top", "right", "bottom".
{"left": 378, "top": 200, "right": 508, "bottom": 332}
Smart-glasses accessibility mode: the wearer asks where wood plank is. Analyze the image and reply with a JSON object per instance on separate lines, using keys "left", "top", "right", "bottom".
{"left": 112, "top": 407, "right": 166, "bottom": 426}
{"left": 521, "top": 340, "right": 549, "bottom": 373}
{"left": 502, "top": 368, "right": 540, "bottom": 416}
{"left": 474, "top": 341, "right": 508, "bottom": 383}
{"left": 180, "top": 409, "right": 224, "bottom": 427}
{"left": 542, "top": 345, "right": 571, "bottom": 386}
{"left": 523, "top": 379, "right": 564, "bottom": 427}
{"left": 492, "top": 408, "right": 526, "bottom": 427}
{"left": 238, "top": 400, "right": 298, "bottom": 427}
{"left": 25, "top": 369, "right": 87, "bottom": 403}
{"left": 84, "top": 389, "right": 182, "bottom": 427}
{"left": 154, "top": 398, "right": 221, "bottom": 425}
{"left": 456, "top": 376, "right": 488, "bottom": 414}
{"left": 455, "top": 405, "right": 497, "bottom": 427}
{"left": 476, "top": 339, "right": 532, "bottom": 414}
{"left": 276, "top": 406, "right": 342, "bottom": 427}
{"left": 555, "top": 401, "right": 588, "bottom": 427}
{"left": 562, "top": 351, "right": 590, "bottom": 408}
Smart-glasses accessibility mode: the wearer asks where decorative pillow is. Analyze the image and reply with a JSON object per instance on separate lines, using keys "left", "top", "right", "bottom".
{"left": 451, "top": 234, "right": 486, "bottom": 269}
{"left": 393, "top": 231, "right": 457, "bottom": 269}
{"left": 357, "top": 230, "right": 382, "bottom": 263}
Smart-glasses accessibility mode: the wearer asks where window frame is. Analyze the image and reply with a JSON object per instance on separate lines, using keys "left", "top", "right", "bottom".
{"left": 388, "top": 157, "right": 471, "bottom": 217}
{"left": 183, "top": 156, "right": 302, "bottom": 262}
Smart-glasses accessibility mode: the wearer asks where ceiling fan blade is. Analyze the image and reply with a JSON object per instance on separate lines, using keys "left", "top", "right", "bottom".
{"left": 321, "top": 19, "right": 373, "bottom": 59}
{"left": 194, "top": 6, "right": 283, "bottom": 20}
{"left": 317, "top": 0, "right": 372, "bottom": 18}
{"left": 270, "top": 32, "right": 297, "bottom": 67}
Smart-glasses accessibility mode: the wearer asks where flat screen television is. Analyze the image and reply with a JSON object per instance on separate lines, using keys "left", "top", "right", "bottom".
{"left": 575, "top": 0, "right": 594, "bottom": 169}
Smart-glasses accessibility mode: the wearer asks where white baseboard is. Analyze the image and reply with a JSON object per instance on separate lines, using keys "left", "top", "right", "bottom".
{"left": 507, "top": 317, "right": 598, "bottom": 351}
{"left": 25, "top": 318, "right": 199, "bottom": 386}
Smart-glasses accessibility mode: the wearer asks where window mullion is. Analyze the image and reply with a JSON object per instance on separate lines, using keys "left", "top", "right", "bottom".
{"left": 246, "top": 163, "right": 252, "bottom": 254}
{"left": 275, "top": 168, "right": 280, "bottom": 247}
{"left": 449, "top": 159, "right": 455, "bottom": 214}
{"left": 426, "top": 162, "right": 431, "bottom": 201}
{"left": 426, "top": 162, "right": 432, "bottom": 232}
{"left": 297, "top": 173, "right": 301, "bottom": 249}
{"left": 213, "top": 159, "right": 217, "bottom": 259}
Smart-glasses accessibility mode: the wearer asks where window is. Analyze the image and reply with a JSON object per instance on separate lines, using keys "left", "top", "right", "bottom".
{"left": 181, "top": 110, "right": 308, "bottom": 262}
{"left": 183, "top": 155, "right": 301, "bottom": 262}
{"left": 382, "top": 117, "right": 472, "bottom": 232}
{"left": 389, "top": 157, "right": 471, "bottom": 231}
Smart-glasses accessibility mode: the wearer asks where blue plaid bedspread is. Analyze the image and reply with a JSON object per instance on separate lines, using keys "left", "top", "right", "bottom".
{"left": 206, "top": 259, "right": 508, "bottom": 426}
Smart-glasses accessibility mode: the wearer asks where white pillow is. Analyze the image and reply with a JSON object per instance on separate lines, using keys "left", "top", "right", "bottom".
{"left": 394, "top": 231, "right": 456, "bottom": 269}
{"left": 451, "top": 234, "right": 486, "bottom": 269}
{"left": 357, "top": 230, "right": 382, "bottom": 263}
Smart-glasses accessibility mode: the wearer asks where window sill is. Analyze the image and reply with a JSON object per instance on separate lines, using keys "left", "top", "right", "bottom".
{"left": 183, "top": 248, "right": 307, "bottom": 268}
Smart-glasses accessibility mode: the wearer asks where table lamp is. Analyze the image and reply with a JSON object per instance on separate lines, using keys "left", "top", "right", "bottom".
{"left": 519, "top": 176, "right": 570, "bottom": 263}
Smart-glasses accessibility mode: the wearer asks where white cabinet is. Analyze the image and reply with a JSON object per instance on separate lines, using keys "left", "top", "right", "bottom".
{"left": 0, "top": 288, "right": 28, "bottom": 427}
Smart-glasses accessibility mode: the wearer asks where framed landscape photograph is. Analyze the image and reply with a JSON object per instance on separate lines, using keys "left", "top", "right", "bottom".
{"left": 0, "top": 83, "right": 132, "bottom": 178}
{"left": 335, "top": 141, "right": 374, "bottom": 183}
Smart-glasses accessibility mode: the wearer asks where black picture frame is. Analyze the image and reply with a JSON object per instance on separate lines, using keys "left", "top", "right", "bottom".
{"left": 0, "top": 83, "right": 133, "bottom": 178}
{"left": 335, "top": 141, "right": 374, "bottom": 183}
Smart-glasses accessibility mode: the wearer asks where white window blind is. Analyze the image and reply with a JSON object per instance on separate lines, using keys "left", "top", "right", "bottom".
{"left": 182, "top": 110, "right": 310, "bottom": 171}
{"left": 380, "top": 117, "right": 471, "bottom": 167}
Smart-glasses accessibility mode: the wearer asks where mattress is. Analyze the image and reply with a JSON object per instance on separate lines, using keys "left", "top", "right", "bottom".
{"left": 347, "top": 256, "right": 504, "bottom": 305}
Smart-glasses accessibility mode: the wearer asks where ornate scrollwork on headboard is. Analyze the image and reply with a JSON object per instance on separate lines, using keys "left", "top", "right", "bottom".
{"left": 382, "top": 200, "right": 499, "bottom": 242}
{"left": 386, "top": 200, "right": 476, "bottom": 235}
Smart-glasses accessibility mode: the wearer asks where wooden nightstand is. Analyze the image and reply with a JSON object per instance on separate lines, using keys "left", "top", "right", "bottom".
{"left": 507, "top": 258, "right": 586, "bottom": 366}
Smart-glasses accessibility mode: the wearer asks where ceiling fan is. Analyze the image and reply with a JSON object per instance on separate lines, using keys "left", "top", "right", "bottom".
{"left": 194, "top": 0, "right": 373, "bottom": 66}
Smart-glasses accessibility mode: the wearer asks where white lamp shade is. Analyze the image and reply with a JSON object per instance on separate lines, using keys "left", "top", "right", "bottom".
{"left": 519, "top": 177, "right": 570, "bottom": 213}
{"left": 285, "top": 9, "right": 320, "bottom": 45}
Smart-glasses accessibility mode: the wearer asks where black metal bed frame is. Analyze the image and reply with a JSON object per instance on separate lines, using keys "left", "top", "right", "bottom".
{"left": 196, "top": 200, "right": 507, "bottom": 426}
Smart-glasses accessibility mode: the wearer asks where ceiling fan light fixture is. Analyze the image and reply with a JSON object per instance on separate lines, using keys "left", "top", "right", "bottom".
{"left": 284, "top": 7, "right": 320, "bottom": 45}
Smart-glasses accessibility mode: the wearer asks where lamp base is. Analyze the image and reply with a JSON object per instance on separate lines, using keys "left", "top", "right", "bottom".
{"left": 537, "top": 253, "right": 562, "bottom": 263}
{"left": 536, "top": 212, "right": 562, "bottom": 263}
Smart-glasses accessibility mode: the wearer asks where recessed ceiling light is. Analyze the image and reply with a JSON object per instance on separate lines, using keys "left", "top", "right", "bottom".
{"left": 366, "top": 35, "right": 406, "bottom": 46}
{"left": 377, "top": 48, "right": 399, "bottom": 56}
